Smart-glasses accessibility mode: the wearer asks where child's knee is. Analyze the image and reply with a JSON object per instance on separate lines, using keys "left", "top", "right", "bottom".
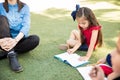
{"left": 66, "top": 40, "right": 70, "bottom": 45}
{"left": 66, "top": 39, "right": 74, "bottom": 45}
{"left": 66, "top": 39, "right": 77, "bottom": 47}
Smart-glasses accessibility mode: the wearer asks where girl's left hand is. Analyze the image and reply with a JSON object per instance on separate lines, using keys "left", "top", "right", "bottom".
{"left": 79, "top": 56, "right": 90, "bottom": 61}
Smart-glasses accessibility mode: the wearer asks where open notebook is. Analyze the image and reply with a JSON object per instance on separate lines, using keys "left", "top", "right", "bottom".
{"left": 54, "top": 52, "right": 89, "bottom": 68}
{"left": 77, "top": 65, "right": 107, "bottom": 80}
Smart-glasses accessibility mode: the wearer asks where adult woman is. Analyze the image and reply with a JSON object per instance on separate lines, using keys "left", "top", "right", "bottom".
{"left": 0, "top": 0, "right": 40, "bottom": 72}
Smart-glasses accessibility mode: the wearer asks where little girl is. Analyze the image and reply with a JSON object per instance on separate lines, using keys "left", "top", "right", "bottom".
{"left": 90, "top": 35, "right": 120, "bottom": 80}
{"left": 59, "top": 7, "right": 103, "bottom": 61}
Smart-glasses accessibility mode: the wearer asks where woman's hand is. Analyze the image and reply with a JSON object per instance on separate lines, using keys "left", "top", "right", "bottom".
{"left": 0, "top": 38, "right": 9, "bottom": 50}
{"left": 79, "top": 56, "right": 90, "bottom": 61}
{"left": 0, "top": 38, "right": 6, "bottom": 46}
{"left": 1, "top": 38, "right": 18, "bottom": 51}
{"left": 89, "top": 66, "right": 104, "bottom": 80}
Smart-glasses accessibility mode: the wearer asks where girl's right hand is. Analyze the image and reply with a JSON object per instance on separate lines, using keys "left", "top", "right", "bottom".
{"left": 97, "top": 58, "right": 106, "bottom": 64}
{"left": 67, "top": 49, "right": 74, "bottom": 54}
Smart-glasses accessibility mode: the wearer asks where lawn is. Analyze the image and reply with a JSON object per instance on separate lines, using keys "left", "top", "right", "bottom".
{"left": 0, "top": 0, "right": 120, "bottom": 80}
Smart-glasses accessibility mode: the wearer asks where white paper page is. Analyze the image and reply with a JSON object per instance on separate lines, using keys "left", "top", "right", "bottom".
{"left": 55, "top": 52, "right": 88, "bottom": 67}
{"left": 69, "top": 53, "right": 80, "bottom": 59}
{"left": 77, "top": 66, "right": 107, "bottom": 80}
{"left": 67, "top": 57, "right": 88, "bottom": 67}
{"left": 77, "top": 66, "right": 93, "bottom": 80}
{"left": 66, "top": 53, "right": 88, "bottom": 67}
{"left": 55, "top": 52, "right": 79, "bottom": 60}
{"left": 55, "top": 52, "right": 70, "bottom": 60}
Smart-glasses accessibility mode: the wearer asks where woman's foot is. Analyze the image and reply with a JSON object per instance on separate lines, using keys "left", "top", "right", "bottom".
{"left": 58, "top": 44, "right": 68, "bottom": 50}
{"left": 7, "top": 51, "right": 23, "bottom": 73}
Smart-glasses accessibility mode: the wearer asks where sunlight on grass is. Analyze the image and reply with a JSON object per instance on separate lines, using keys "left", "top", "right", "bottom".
{"left": 111, "top": 37, "right": 119, "bottom": 42}
{"left": 98, "top": 11, "right": 120, "bottom": 22}
{"left": 29, "top": 1, "right": 120, "bottom": 24}
{"left": 80, "top": 1, "right": 120, "bottom": 10}
{"left": 40, "top": 8, "right": 71, "bottom": 19}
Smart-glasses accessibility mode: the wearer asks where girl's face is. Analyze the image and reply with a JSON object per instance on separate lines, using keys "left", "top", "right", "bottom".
{"left": 111, "top": 37, "right": 120, "bottom": 72}
{"left": 76, "top": 17, "right": 89, "bottom": 29}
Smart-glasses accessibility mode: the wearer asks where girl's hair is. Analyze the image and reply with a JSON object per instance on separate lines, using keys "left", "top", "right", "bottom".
{"left": 76, "top": 7, "right": 103, "bottom": 47}
{"left": 3, "top": 0, "right": 24, "bottom": 13}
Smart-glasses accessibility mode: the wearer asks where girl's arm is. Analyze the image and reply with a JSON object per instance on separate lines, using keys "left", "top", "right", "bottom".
{"left": 97, "top": 58, "right": 106, "bottom": 64}
{"left": 79, "top": 30, "right": 99, "bottom": 60}
{"left": 67, "top": 41, "right": 81, "bottom": 53}
{"left": 108, "top": 72, "right": 120, "bottom": 80}
{"left": 67, "top": 30, "right": 82, "bottom": 54}
{"left": 86, "top": 30, "right": 99, "bottom": 59}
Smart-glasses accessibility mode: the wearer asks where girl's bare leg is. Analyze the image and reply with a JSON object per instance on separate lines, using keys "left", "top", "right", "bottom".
{"left": 67, "top": 30, "right": 81, "bottom": 48}
{"left": 59, "top": 30, "right": 81, "bottom": 50}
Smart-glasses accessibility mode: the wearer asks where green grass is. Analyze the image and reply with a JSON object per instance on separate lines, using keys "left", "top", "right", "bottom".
{"left": 86, "top": 0, "right": 120, "bottom": 5}
{"left": 0, "top": 1, "right": 120, "bottom": 80}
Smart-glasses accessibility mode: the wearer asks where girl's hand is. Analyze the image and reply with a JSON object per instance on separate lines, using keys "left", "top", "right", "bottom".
{"left": 67, "top": 49, "right": 74, "bottom": 54}
{"left": 79, "top": 56, "right": 90, "bottom": 61}
{"left": 89, "top": 66, "right": 104, "bottom": 80}
{"left": 97, "top": 58, "right": 106, "bottom": 64}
